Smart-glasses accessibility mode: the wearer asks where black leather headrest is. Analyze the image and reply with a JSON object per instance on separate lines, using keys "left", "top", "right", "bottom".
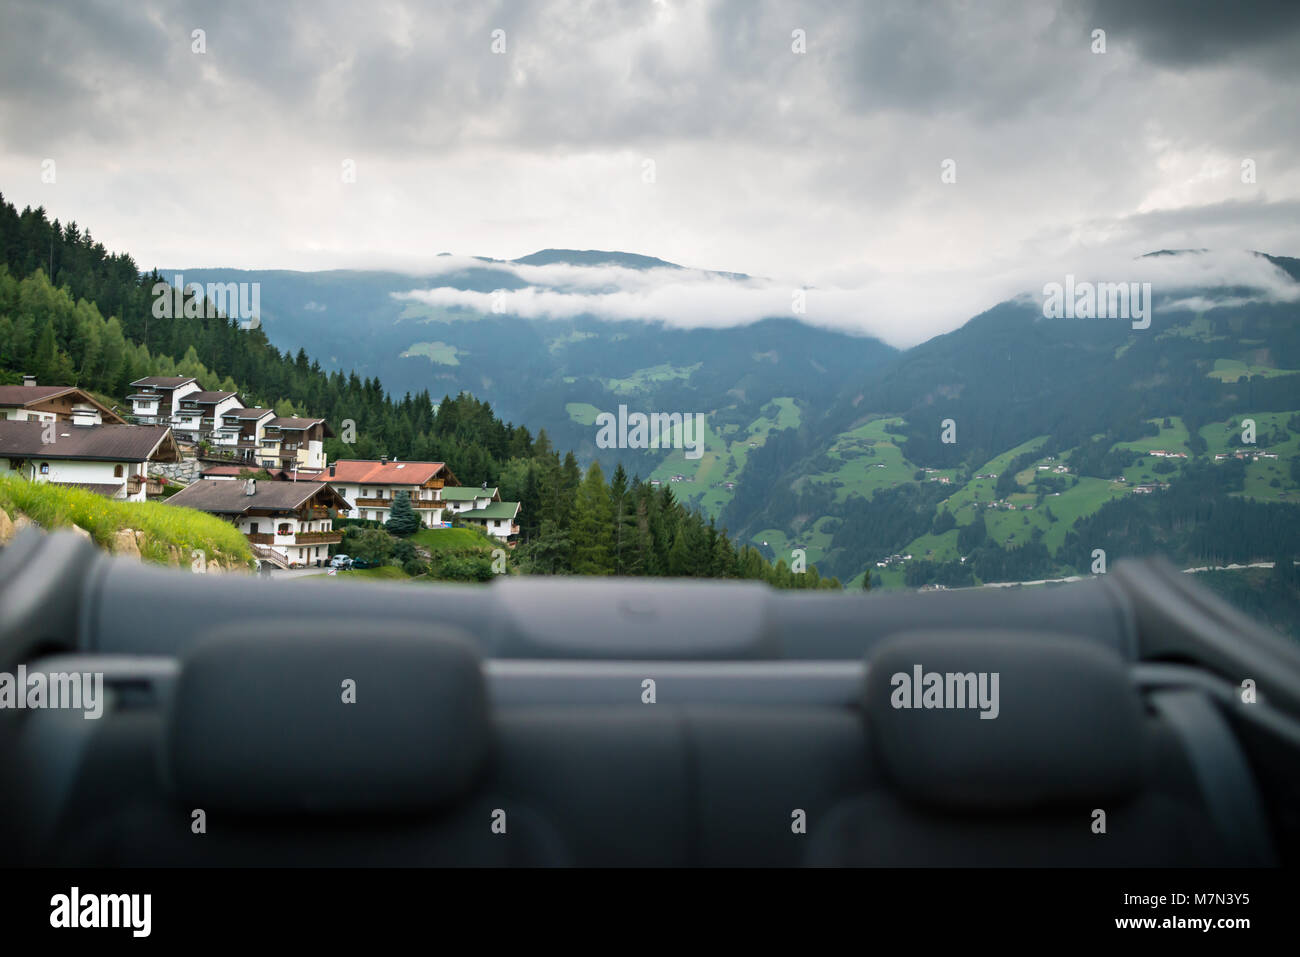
{"left": 164, "top": 622, "right": 489, "bottom": 813}
{"left": 864, "top": 630, "right": 1144, "bottom": 811}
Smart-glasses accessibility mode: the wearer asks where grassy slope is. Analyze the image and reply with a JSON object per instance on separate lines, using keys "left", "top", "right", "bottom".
{"left": 0, "top": 474, "right": 254, "bottom": 568}
{"left": 412, "top": 526, "right": 497, "bottom": 553}
{"left": 798, "top": 405, "right": 1300, "bottom": 590}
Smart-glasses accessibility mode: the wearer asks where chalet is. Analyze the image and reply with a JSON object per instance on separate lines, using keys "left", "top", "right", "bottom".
{"left": 258, "top": 417, "right": 333, "bottom": 471}
{"left": 0, "top": 420, "right": 178, "bottom": 501}
{"left": 127, "top": 376, "right": 201, "bottom": 425}
{"left": 170, "top": 390, "right": 243, "bottom": 443}
{"left": 0, "top": 376, "right": 126, "bottom": 426}
{"left": 325, "top": 458, "right": 459, "bottom": 527}
{"left": 210, "top": 407, "right": 275, "bottom": 461}
{"left": 441, "top": 485, "right": 499, "bottom": 515}
{"left": 166, "top": 478, "right": 349, "bottom": 568}
{"left": 457, "top": 500, "right": 521, "bottom": 541}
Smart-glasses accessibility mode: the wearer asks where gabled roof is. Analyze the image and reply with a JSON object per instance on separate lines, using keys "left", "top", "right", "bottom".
{"left": 0, "top": 384, "right": 127, "bottom": 424}
{"left": 327, "top": 459, "right": 449, "bottom": 485}
{"left": 181, "top": 391, "right": 240, "bottom": 403}
{"left": 441, "top": 485, "right": 497, "bottom": 502}
{"left": 266, "top": 416, "right": 335, "bottom": 437}
{"left": 166, "top": 479, "right": 350, "bottom": 515}
{"left": 0, "top": 385, "right": 77, "bottom": 404}
{"left": 130, "top": 376, "right": 197, "bottom": 388}
{"left": 0, "top": 421, "right": 179, "bottom": 463}
{"left": 459, "top": 501, "right": 519, "bottom": 521}
{"left": 224, "top": 407, "right": 274, "bottom": 420}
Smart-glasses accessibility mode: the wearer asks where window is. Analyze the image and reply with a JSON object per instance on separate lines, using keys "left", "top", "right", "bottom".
{"left": 278, "top": 523, "right": 292, "bottom": 535}
{"left": 114, "top": 464, "right": 124, "bottom": 477}
{"left": 39, "top": 463, "right": 49, "bottom": 474}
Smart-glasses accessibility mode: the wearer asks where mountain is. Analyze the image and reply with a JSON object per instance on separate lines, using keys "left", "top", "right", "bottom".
{"left": 0, "top": 196, "right": 836, "bottom": 587}
{"left": 715, "top": 252, "right": 1300, "bottom": 625}
{"left": 157, "top": 255, "right": 898, "bottom": 504}
{"left": 159, "top": 250, "right": 1300, "bottom": 615}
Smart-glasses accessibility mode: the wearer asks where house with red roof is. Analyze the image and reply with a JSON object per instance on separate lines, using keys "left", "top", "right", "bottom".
{"left": 325, "top": 457, "right": 461, "bottom": 527}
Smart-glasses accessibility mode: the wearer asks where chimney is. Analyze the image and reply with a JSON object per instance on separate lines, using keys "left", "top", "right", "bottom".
{"left": 380, "top": 454, "right": 388, "bottom": 464}
{"left": 329, "top": 463, "right": 336, "bottom": 478}
{"left": 22, "top": 374, "right": 36, "bottom": 387}
{"left": 244, "top": 478, "right": 256, "bottom": 496}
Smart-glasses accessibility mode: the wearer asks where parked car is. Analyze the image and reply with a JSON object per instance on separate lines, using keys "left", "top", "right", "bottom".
{"left": 350, "top": 557, "right": 381, "bottom": 569}
{"left": 330, "top": 554, "right": 352, "bottom": 569}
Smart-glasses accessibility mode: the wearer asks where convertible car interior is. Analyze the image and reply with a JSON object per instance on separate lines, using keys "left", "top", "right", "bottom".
{"left": 1, "top": 528, "right": 1297, "bottom": 867}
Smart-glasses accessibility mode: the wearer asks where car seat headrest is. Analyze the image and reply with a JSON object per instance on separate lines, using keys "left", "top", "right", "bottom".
{"left": 864, "top": 630, "right": 1144, "bottom": 811}
{"left": 163, "top": 623, "right": 489, "bottom": 814}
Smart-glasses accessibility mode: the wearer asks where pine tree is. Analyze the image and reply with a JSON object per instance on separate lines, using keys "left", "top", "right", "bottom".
{"left": 609, "top": 464, "right": 639, "bottom": 574}
{"left": 385, "top": 490, "right": 421, "bottom": 536}
{"left": 572, "top": 461, "right": 615, "bottom": 574}
{"left": 861, "top": 567, "right": 872, "bottom": 591}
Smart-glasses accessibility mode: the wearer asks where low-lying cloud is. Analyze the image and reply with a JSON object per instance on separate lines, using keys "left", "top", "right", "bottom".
{"left": 394, "top": 248, "right": 1300, "bottom": 349}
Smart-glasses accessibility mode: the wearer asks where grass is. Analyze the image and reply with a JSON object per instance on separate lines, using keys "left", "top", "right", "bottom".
{"left": 0, "top": 474, "right": 254, "bottom": 568}
{"left": 1113, "top": 418, "right": 1191, "bottom": 455}
{"left": 566, "top": 401, "right": 602, "bottom": 426}
{"left": 412, "top": 526, "right": 497, "bottom": 553}
{"left": 601, "top": 362, "right": 700, "bottom": 395}
{"left": 546, "top": 330, "right": 597, "bottom": 355}
{"left": 1207, "top": 359, "right": 1299, "bottom": 382}
{"left": 803, "top": 416, "right": 919, "bottom": 503}
{"left": 298, "top": 564, "right": 411, "bottom": 582}
{"left": 400, "top": 341, "right": 464, "bottom": 365}
{"left": 750, "top": 520, "right": 836, "bottom": 573}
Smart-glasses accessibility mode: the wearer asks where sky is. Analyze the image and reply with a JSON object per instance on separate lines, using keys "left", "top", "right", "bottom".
{"left": 1, "top": 0, "right": 1298, "bottom": 347}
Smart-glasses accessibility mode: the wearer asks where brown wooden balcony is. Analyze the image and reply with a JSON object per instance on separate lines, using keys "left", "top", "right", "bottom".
{"left": 354, "top": 495, "right": 443, "bottom": 508}
{"left": 246, "top": 533, "right": 274, "bottom": 544}
{"left": 295, "top": 531, "right": 342, "bottom": 545}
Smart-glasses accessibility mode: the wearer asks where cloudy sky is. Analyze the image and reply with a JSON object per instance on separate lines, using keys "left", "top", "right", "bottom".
{"left": 2, "top": 0, "right": 1298, "bottom": 346}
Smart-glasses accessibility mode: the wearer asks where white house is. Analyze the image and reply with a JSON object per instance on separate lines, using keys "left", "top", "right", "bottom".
{"left": 325, "top": 458, "right": 460, "bottom": 527}
{"left": 210, "top": 407, "right": 276, "bottom": 461}
{"left": 167, "top": 478, "right": 349, "bottom": 568}
{"left": 441, "top": 485, "right": 499, "bottom": 514}
{"left": 0, "top": 420, "right": 179, "bottom": 501}
{"left": 457, "top": 500, "right": 521, "bottom": 541}
{"left": 126, "top": 376, "right": 201, "bottom": 426}
{"left": 170, "top": 390, "right": 243, "bottom": 443}
{"left": 259, "top": 417, "right": 332, "bottom": 471}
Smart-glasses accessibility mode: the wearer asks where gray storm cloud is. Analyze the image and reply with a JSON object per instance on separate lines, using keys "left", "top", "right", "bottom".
{"left": 0, "top": 0, "right": 1296, "bottom": 335}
